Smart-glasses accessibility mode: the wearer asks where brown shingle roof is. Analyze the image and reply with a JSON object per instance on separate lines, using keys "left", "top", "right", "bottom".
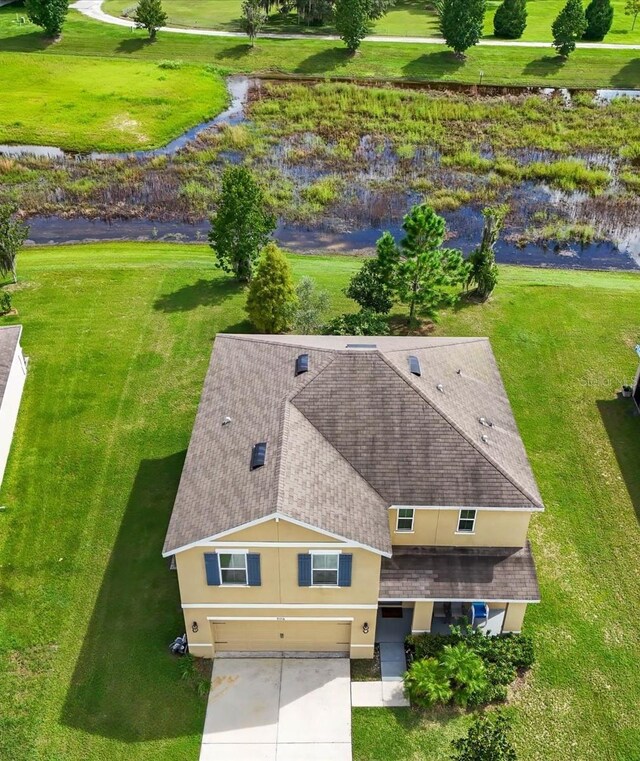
{"left": 379, "top": 543, "right": 540, "bottom": 601}
{"left": 163, "top": 335, "right": 543, "bottom": 556}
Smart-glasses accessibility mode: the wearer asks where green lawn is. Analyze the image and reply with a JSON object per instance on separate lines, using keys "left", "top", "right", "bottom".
{"left": 0, "top": 243, "right": 638, "bottom": 761}
{"left": 102, "top": 0, "right": 640, "bottom": 43}
{"left": 0, "top": 52, "right": 227, "bottom": 151}
{"left": 1, "top": 7, "right": 639, "bottom": 89}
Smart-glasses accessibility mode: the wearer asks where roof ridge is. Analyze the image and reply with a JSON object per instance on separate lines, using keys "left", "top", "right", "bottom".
{"left": 382, "top": 338, "right": 488, "bottom": 354}
{"left": 376, "top": 351, "right": 543, "bottom": 510}
{"left": 216, "top": 334, "right": 336, "bottom": 354}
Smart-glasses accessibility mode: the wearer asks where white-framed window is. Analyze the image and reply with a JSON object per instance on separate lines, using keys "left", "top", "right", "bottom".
{"left": 218, "top": 551, "right": 248, "bottom": 585}
{"left": 457, "top": 509, "right": 477, "bottom": 534}
{"left": 396, "top": 508, "right": 415, "bottom": 532}
{"left": 311, "top": 552, "right": 339, "bottom": 585}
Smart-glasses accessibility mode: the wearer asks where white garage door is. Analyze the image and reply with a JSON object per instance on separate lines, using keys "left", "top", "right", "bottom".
{"left": 212, "top": 619, "right": 351, "bottom": 654}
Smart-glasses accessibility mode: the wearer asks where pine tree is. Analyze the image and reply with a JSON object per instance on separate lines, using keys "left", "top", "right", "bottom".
{"left": 552, "top": 0, "right": 587, "bottom": 57}
{"left": 208, "top": 165, "right": 276, "bottom": 283}
{"left": 246, "top": 243, "right": 298, "bottom": 333}
{"left": 335, "top": 0, "right": 372, "bottom": 52}
{"left": 493, "top": 0, "right": 528, "bottom": 39}
{"left": 24, "top": 0, "right": 69, "bottom": 37}
{"left": 441, "top": 0, "right": 487, "bottom": 57}
{"left": 133, "top": 0, "right": 168, "bottom": 40}
{"left": 583, "top": 0, "right": 613, "bottom": 39}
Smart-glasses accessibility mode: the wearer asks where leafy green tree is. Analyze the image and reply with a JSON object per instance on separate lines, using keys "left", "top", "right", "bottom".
{"left": 209, "top": 166, "right": 276, "bottom": 283}
{"left": 493, "top": 0, "right": 528, "bottom": 38}
{"left": 387, "top": 204, "right": 469, "bottom": 324}
{"left": 0, "top": 205, "right": 28, "bottom": 284}
{"left": 552, "top": 0, "right": 587, "bottom": 57}
{"left": 24, "top": 0, "right": 69, "bottom": 37}
{"left": 467, "top": 204, "right": 507, "bottom": 300}
{"left": 439, "top": 643, "right": 488, "bottom": 707}
{"left": 324, "top": 309, "right": 390, "bottom": 336}
{"left": 242, "top": 0, "right": 268, "bottom": 46}
{"left": 344, "top": 258, "right": 394, "bottom": 314}
{"left": 133, "top": 0, "right": 168, "bottom": 40}
{"left": 403, "top": 658, "right": 452, "bottom": 708}
{"left": 246, "top": 243, "right": 297, "bottom": 333}
{"left": 335, "top": 0, "right": 372, "bottom": 52}
{"left": 451, "top": 711, "right": 517, "bottom": 761}
{"left": 583, "top": 0, "right": 613, "bottom": 38}
{"left": 441, "top": 0, "right": 487, "bottom": 57}
{"left": 625, "top": 0, "right": 640, "bottom": 29}
{"left": 292, "top": 276, "right": 331, "bottom": 333}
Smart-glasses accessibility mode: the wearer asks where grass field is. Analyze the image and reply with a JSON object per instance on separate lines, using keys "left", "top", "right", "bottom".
{"left": 1, "top": 8, "right": 639, "bottom": 89}
{"left": 101, "top": 0, "right": 640, "bottom": 43}
{"left": 0, "top": 243, "right": 638, "bottom": 761}
{"left": 0, "top": 53, "right": 227, "bottom": 151}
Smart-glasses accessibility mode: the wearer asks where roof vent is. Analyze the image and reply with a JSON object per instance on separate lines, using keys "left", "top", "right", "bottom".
{"left": 456, "top": 369, "right": 462, "bottom": 375}
{"left": 346, "top": 343, "right": 377, "bottom": 349}
{"left": 250, "top": 442, "right": 267, "bottom": 470}
{"left": 436, "top": 383, "right": 444, "bottom": 392}
{"left": 295, "top": 353, "right": 309, "bottom": 376}
{"left": 222, "top": 416, "right": 232, "bottom": 426}
{"left": 409, "top": 356, "right": 421, "bottom": 376}
{"left": 481, "top": 434, "right": 489, "bottom": 443}
{"left": 479, "top": 417, "right": 494, "bottom": 428}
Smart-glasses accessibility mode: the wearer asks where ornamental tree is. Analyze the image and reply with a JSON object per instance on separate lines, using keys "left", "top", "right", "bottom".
{"left": 292, "top": 276, "right": 331, "bottom": 333}
{"left": 133, "top": 0, "right": 168, "bottom": 40}
{"left": 208, "top": 165, "right": 276, "bottom": 283}
{"left": 242, "top": 0, "right": 268, "bottom": 46}
{"left": 625, "top": 0, "right": 640, "bottom": 30}
{"left": 583, "top": 0, "right": 614, "bottom": 39}
{"left": 0, "top": 205, "right": 28, "bottom": 284}
{"left": 335, "top": 0, "right": 372, "bottom": 52}
{"left": 344, "top": 258, "right": 394, "bottom": 314}
{"left": 245, "top": 243, "right": 298, "bottom": 333}
{"left": 441, "top": 0, "right": 487, "bottom": 57}
{"left": 552, "top": 0, "right": 587, "bottom": 57}
{"left": 493, "top": 0, "right": 528, "bottom": 38}
{"left": 24, "top": 0, "right": 69, "bottom": 37}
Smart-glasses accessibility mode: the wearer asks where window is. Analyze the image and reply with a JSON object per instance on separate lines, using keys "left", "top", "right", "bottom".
{"left": 218, "top": 552, "right": 248, "bottom": 584}
{"left": 311, "top": 553, "right": 339, "bottom": 585}
{"left": 396, "top": 508, "right": 414, "bottom": 532}
{"left": 457, "top": 509, "right": 477, "bottom": 533}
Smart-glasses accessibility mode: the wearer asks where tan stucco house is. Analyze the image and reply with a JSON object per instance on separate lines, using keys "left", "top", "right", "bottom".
{"left": 163, "top": 335, "right": 543, "bottom": 659}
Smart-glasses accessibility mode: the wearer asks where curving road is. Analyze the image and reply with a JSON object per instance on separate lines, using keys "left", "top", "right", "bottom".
{"left": 72, "top": 0, "right": 640, "bottom": 50}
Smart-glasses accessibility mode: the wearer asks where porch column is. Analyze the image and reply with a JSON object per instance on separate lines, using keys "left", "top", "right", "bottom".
{"left": 411, "top": 601, "right": 433, "bottom": 633}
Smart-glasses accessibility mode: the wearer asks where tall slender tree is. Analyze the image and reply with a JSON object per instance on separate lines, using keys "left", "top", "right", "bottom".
{"left": 133, "top": 0, "right": 168, "bottom": 40}
{"left": 24, "top": 0, "right": 69, "bottom": 37}
{"left": 583, "top": 0, "right": 614, "bottom": 39}
{"left": 0, "top": 205, "right": 28, "bottom": 284}
{"left": 242, "top": 0, "right": 268, "bottom": 46}
{"left": 493, "top": 0, "right": 528, "bottom": 38}
{"left": 467, "top": 204, "right": 507, "bottom": 300}
{"left": 246, "top": 243, "right": 298, "bottom": 333}
{"left": 552, "top": 0, "right": 587, "bottom": 57}
{"left": 441, "top": 0, "right": 487, "bottom": 57}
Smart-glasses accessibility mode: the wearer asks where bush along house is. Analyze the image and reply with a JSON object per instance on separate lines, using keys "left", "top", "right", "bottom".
{"left": 162, "top": 335, "right": 543, "bottom": 659}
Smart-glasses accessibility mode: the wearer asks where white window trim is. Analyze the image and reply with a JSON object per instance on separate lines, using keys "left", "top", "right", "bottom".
{"left": 310, "top": 550, "right": 340, "bottom": 587}
{"left": 218, "top": 549, "right": 249, "bottom": 586}
{"left": 396, "top": 508, "right": 415, "bottom": 532}
{"left": 456, "top": 509, "right": 477, "bottom": 534}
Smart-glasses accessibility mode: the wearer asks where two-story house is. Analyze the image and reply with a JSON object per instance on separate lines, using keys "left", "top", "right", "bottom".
{"left": 162, "top": 335, "right": 543, "bottom": 659}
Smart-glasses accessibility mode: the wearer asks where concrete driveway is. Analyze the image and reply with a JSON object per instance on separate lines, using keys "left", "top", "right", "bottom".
{"left": 199, "top": 658, "right": 352, "bottom": 761}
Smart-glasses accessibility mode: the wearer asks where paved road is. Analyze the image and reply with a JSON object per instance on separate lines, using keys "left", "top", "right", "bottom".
{"left": 73, "top": 0, "right": 640, "bottom": 50}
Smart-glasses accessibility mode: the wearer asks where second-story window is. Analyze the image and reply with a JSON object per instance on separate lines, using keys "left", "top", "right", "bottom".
{"left": 396, "top": 508, "right": 415, "bottom": 532}
{"left": 219, "top": 552, "right": 248, "bottom": 584}
{"left": 457, "top": 509, "right": 477, "bottom": 533}
{"left": 311, "top": 553, "right": 339, "bottom": 585}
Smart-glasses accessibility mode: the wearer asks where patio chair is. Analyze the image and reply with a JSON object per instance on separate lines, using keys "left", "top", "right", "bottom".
{"left": 470, "top": 601, "right": 489, "bottom": 628}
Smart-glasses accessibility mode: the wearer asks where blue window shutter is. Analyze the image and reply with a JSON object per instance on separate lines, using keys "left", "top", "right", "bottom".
{"left": 338, "top": 554, "right": 353, "bottom": 587}
{"left": 204, "top": 553, "right": 220, "bottom": 586}
{"left": 247, "top": 553, "right": 261, "bottom": 586}
{"left": 298, "top": 554, "right": 311, "bottom": 586}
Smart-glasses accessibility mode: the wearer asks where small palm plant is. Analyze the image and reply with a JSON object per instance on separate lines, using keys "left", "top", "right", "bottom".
{"left": 440, "top": 643, "right": 488, "bottom": 707}
{"left": 403, "top": 657, "right": 452, "bottom": 708}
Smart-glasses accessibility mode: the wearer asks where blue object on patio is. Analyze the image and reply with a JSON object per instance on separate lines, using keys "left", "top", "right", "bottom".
{"left": 470, "top": 602, "right": 489, "bottom": 626}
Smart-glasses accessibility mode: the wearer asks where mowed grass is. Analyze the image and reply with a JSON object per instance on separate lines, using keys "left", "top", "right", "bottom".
{"left": 0, "top": 52, "right": 227, "bottom": 151}
{"left": 0, "top": 243, "right": 638, "bottom": 761}
{"left": 1, "top": 8, "right": 639, "bottom": 89}
{"left": 102, "top": 0, "right": 640, "bottom": 43}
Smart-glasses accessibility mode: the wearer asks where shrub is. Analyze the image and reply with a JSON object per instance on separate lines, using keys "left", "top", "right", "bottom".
{"left": 0, "top": 291, "right": 12, "bottom": 316}
{"left": 440, "top": 643, "right": 489, "bottom": 707}
{"left": 324, "top": 309, "right": 390, "bottom": 336}
{"left": 451, "top": 711, "right": 517, "bottom": 761}
{"left": 157, "top": 60, "right": 183, "bottom": 69}
{"left": 404, "top": 658, "right": 452, "bottom": 708}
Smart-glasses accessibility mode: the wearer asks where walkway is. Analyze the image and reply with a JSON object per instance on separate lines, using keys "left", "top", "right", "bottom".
{"left": 200, "top": 658, "right": 352, "bottom": 761}
{"left": 73, "top": 1, "right": 640, "bottom": 50}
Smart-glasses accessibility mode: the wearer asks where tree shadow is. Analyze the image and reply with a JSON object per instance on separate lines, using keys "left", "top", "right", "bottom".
{"left": 402, "top": 50, "right": 465, "bottom": 81}
{"left": 520, "top": 55, "right": 566, "bottom": 79}
{"left": 0, "top": 30, "right": 56, "bottom": 52}
{"left": 61, "top": 453, "right": 207, "bottom": 742}
{"left": 153, "top": 277, "right": 243, "bottom": 313}
{"left": 214, "top": 42, "right": 254, "bottom": 62}
{"left": 115, "top": 36, "right": 154, "bottom": 54}
{"left": 610, "top": 57, "right": 640, "bottom": 88}
{"left": 596, "top": 397, "right": 640, "bottom": 525}
{"left": 294, "top": 47, "right": 351, "bottom": 75}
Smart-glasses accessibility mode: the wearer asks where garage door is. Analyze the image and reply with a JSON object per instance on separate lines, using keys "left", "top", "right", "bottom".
{"left": 211, "top": 619, "right": 351, "bottom": 654}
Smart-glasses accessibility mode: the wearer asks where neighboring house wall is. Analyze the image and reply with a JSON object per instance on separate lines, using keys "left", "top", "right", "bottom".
{"left": 0, "top": 344, "right": 26, "bottom": 487}
{"left": 175, "top": 518, "right": 381, "bottom": 658}
{"left": 389, "top": 508, "right": 532, "bottom": 547}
